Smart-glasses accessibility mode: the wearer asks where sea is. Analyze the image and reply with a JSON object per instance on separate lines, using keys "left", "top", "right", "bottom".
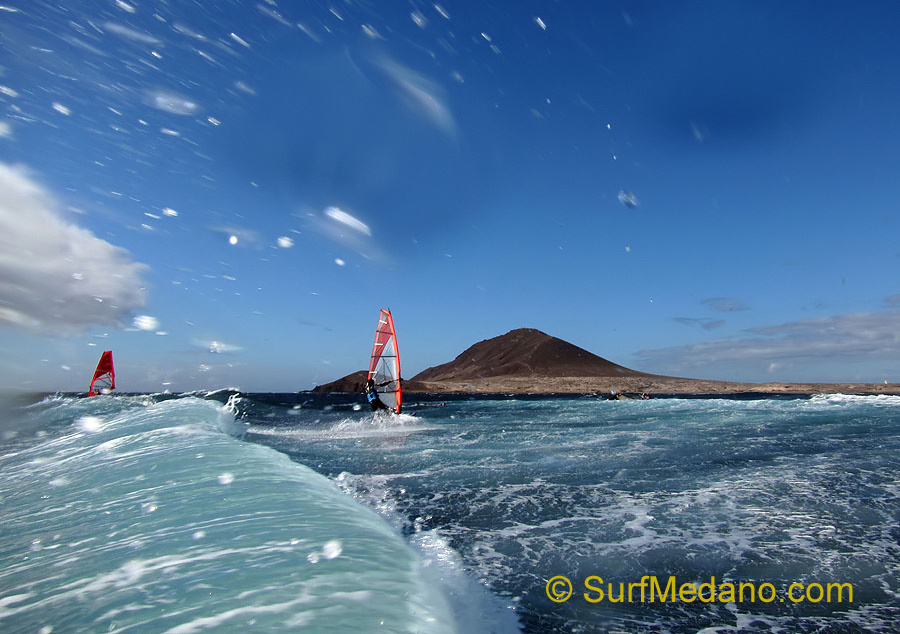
{"left": 1, "top": 391, "right": 898, "bottom": 633}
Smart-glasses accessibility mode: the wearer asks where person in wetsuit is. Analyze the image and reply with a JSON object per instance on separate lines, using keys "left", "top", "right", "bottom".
{"left": 365, "top": 378, "right": 390, "bottom": 412}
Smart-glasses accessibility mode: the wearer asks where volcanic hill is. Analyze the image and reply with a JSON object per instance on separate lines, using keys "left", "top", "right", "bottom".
{"left": 313, "top": 328, "right": 653, "bottom": 394}
{"left": 313, "top": 370, "right": 369, "bottom": 394}
{"left": 412, "top": 328, "right": 644, "bottom": 382}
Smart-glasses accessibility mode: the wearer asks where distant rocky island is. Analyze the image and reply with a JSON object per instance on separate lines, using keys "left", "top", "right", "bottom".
{"left": 313, "top": 328, "right": 900, "bottom": 396}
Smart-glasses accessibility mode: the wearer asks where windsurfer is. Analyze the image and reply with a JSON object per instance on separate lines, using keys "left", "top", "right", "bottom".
{"left": 367, "top": 309, "right": 403, "bottom": 414}
{"left": 365, "top": 378, "right": 390, "bottom": 411}
{"left": 88, "top": 350, "right": 115, "bottom": 397}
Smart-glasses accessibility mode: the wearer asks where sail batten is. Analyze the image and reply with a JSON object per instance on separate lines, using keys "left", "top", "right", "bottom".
{"left": 88, "top": 350, "right": 115, "bottom": 396}
{"left": 367, "top": 309, "right": 402, "bottom": 414}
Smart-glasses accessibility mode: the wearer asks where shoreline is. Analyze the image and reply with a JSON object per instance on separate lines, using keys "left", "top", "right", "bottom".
{"left": 401, "top": 376, "right": 900, "bottom": 396}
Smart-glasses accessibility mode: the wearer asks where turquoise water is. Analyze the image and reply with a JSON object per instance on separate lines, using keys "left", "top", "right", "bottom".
{"left": 2, "top": 392, "right": 899, "bottom": 632}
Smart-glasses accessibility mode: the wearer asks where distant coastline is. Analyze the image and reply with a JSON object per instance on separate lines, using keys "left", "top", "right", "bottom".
{"left": 399, "top": 376, "right": 900, "bottom": 396}
{"left": 316, "top": 377, "right": 900, "bottom": 397}
{"left": 314, "top": 328, "right": 900, "bottom": 396}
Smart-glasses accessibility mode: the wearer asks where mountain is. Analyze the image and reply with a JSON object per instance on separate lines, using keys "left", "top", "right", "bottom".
{"left": 311, "top": 370, "right": 368, "bottom": 394}
{"left": 411, "top": 328, "right": 646, "bottom": 382}
{"left": 313, "top": 328, "right": 649, "bottom": 393}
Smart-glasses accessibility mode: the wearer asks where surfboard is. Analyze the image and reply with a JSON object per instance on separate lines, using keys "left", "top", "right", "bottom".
{"left": 367, "top": 309, "right": 402, "bottom": 414}
{"left": 88, "top": 350, "right": 115, "bottom": 396}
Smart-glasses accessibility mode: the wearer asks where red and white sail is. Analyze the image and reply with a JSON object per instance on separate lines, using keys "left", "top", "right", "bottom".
{"left": 368, "top": 309, "right": 402, "bottom": 414}
{"left": 88, "top": 350, "right": 115, "bottom": 396}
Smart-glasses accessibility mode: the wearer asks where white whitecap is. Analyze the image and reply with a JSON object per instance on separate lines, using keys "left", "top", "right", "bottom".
{"left": 76, "top": 416, "right": 103, "bottom": 433}
{"left": 321, "top": 540, "right": 342, "bottom": 559}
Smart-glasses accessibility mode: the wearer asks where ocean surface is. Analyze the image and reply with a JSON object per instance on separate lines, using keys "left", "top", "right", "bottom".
{"left": 1, "top": 392, "right": 898, "bottom": 633}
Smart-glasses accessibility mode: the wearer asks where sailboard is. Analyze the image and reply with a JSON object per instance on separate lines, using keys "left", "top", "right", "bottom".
{"left": 88, "top": 350, "right": 115, "bottom": 396}
{"left": 367, "top": 309, "right": 402, "bottom": 414}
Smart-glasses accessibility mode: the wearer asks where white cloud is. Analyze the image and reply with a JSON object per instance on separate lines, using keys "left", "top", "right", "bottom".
{"left": 638, "top": 310, "right": 900, "bottom": 372}
{"left": 102, "top": 22, "right": 163, "bottom": 45}
{"left": 674, "top": 317, "right": 725, "bottom": 330}
{"left": 702, "top": 297, "right": 750, "bottom": 312}
{"left": 324, "top": 206, "right": 371, "bottom": 236}
{"left": 0, "top": 164, "right": 149, "bottom": 334}
{"left": 144, "top": 89, "right": 200, "bottom": 116}
{"left": 300, "top": 206, "right": 386, "bottom": 264}
{"left": 190, "top": 338, "right": 242, "bottom": 354}
{"left": 133, "top": 315, "right": 160, "bottom": 331}
{"left": 375, "top": 56, "right": 457, "bottom": 136}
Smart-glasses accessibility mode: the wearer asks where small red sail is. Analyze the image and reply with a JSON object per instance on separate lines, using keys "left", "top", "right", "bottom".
{"left": 88, "top": 350, "right": 115, "bottom": 396}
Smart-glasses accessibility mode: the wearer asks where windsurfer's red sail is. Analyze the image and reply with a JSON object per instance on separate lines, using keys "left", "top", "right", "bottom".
{"left": 88, "top": 350, "right": 115, "bottom": 396}
{"left": 367, "top": 309, "right": 402, "bottom": 414}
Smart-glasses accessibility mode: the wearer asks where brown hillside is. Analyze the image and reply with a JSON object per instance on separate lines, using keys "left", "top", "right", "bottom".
{"left": 412, "top": 328, "right": 647, "bottom": 382}
{"left": 312, "top": 370, "right": 369, "bottom": 393}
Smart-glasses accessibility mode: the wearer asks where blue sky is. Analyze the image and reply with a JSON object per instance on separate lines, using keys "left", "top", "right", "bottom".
{"left": 1, "top": 0, "right": 898, "bottom": 392}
